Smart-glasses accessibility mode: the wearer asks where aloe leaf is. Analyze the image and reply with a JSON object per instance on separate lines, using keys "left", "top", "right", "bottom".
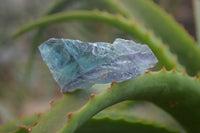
{"left": 78, "top": 118, "right": 177, "bottom": 133}
{"left": 0, "top": 108, "right": 182, "bottom": 133}
{"left": 19, "top": 70, "right": 199, "bottom": 133}
{"left": 58, "top": 70, "right": 200, "bottom": 133}
{"left": 28, "top": 84, "right": 108, "bottom": 133}
{"left": 76, "top": 110, "right": 181, "bottom": 133}
{"left": 13, "top": 11, "right": 184, "bottom": 71}
{"left": 101, "top": 101, "right": 186, "bottom": 133}
{"left": 0, "top": 114, "right": 38, "bottom": 133}
{"left": 110, "top": 0, "right": 200, "bottom": 75}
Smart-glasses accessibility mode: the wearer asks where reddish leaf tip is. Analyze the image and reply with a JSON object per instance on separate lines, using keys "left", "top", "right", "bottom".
{"left": 35, "top": 120, "right": 39, "bottom": 124}
{"left": 90, "top": 94, "right": 96, "bottom": 99}
{"left": 49, "top": 100, "right": 55, "bottom": 106}
{"left": 172, "top": 67, "right": 176, "bottom": 71}
{"left": 37, "top": 113, "right": 42, "bottom": 118}
{"left": 67, "top": 112, "right": 75, "bottom": 122}
{"left": 182, "top": 70, "right": 186, "bottom": 74}
{"left": 107, "top": 82, "right": 116, "bottom": 90}
{"left": 111, "top": 81, "right": 116, "bottom": 87}
{"left": 161, "top": 66, "right": 166, "bottom": 70}
{"left": 19, "top": 125, "right": 26, "bottom": 129}
{"left": 144, "top": 70, "right": 151, "bottom": 74}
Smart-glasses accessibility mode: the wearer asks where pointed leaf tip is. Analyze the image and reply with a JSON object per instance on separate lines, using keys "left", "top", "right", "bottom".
{"left": 37, "top": 113, "right": 42, "bottom": 118}
{"left": 67, "top": 112, "right": 75, "bottom": 122}
{"left": 172, "top": 67, "right": 176, "bottom": 72}
{"left": 111, "top": 81, "right": 116, "bottom": 87}
{"left": 144, "top": 70, "right": 151, "bottom": 74}
{"left": 182, "top": 70, "right": 186, "bottom": 74}
{"left": 161, "top": 66, "right": 166, "bottom": 70}
{"left": 49, "top": 100, "right": 55, "bottom": 106}
{"left": 90, "top": 94, "right": 96, "bottom": 99}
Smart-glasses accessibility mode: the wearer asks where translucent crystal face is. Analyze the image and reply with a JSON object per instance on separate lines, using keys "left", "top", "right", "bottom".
{"left": 39, "top": 39, "right": 72, "bottom": 70}
{"left": 39, "top": 38, "right": 158, "bottom": 92}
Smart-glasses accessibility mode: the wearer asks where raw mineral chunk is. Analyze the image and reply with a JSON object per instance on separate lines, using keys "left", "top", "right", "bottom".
{"left": 39, "top": 38, "right": 158, "bottom": 92}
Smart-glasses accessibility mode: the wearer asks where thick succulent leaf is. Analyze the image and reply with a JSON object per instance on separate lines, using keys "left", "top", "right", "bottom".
{"left": 0, "top": 101, "right": 184, "bottom": 133}
{"left": 59, "top": 70, "right": 200, "bottom": 133}
{"left": 0, "top": 107, "right": 183, "bottom": 133}
{"left": 78, "top": 118, "right": 177, "bottom": 133}
{"left": 21, "top": 70, "right": 200, "bottom": 133}
{"left": 76, "top": 110, "right": 181, "bottom": 133}
{"left": 29, "top": 84, "right": 108, "bottom": 133}
{"left": 0, "top": 114, "right": 38, "bottom": 133}
{"left": 101, "top": 101, "right": 186, "bottom": 132}
{"left": 111, "top": 0, "right": 200, "bottom": 75}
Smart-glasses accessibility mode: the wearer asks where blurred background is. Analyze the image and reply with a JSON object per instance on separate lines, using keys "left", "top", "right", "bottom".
{"left": 0, "top": 0, "right": 196, "bottom": 125}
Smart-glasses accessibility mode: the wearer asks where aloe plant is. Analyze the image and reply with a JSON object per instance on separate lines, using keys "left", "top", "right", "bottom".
{"left": 1, "top": 0, "right": 200, "bottom": 133}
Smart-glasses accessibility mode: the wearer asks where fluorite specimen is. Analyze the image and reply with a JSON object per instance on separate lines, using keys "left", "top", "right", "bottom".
{"left": 39, "top": 38, "right": 158, "bottom": 92}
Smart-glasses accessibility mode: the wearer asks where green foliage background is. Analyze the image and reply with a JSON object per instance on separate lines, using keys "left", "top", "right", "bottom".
{"left": 0, "top": 0, "right": 200, "bottom": 133}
